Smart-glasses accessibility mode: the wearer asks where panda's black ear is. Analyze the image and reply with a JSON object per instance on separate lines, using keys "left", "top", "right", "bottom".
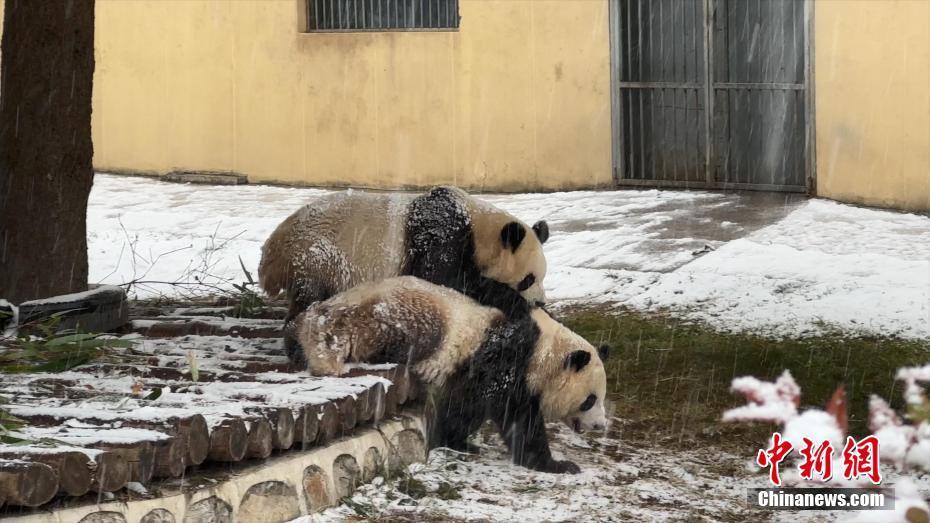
{"left": 500, "top": 222, "right": 527, "bottom": 253}
{"left": 598, "top": 344, "right": 610, "bottom": 362}
{"left": 532, "top": 221, "right": 549, "bottom": 244}
{"left": 564, "top": 350, "right": 591, "bottom": 372}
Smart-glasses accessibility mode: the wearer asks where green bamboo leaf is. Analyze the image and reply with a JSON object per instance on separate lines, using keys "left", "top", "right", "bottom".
{"left": 144, "top": 388, "right": 162, "bottom": 401}
{"left": 0, "top": 434, "right": 30, "bottom": 445}
{"left": 100, "top": 340, "right": 134, "bottom": 349}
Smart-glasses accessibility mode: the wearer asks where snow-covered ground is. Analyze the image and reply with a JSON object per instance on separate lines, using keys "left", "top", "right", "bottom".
{"left": 625, "top": 200, "right": 930, "bottom": 339}
{"left": 88, "top": 174, "right": 930, "bottom": 340}
{"left": 287, "top": 422, "right": 928, "bottom": 523}
{"left": 294, "top": 424, "right": 761, "bottom": 523}
{"left": 81, "top": 175, "right": 930, "bottom": 521}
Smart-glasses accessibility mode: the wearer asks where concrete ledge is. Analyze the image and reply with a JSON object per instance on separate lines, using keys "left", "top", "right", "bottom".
{"left": 5, "top": 414, "right": 426, "bottom": 523}
{"left": 163, "top": 171, "right": 248, "bottom": 185}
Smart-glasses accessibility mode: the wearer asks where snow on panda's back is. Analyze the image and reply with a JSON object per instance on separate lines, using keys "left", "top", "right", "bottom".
{"left": 261, "top": 186, "right": 552, "bottom": 368}
{"left": 258, "top": 191, "right": 415, "bottom": 303}
{"left": 297, "top": 276, "right": 609, "bottom": 436}
{"left": 295, "top": 276, "right": 503, "bottom": 379}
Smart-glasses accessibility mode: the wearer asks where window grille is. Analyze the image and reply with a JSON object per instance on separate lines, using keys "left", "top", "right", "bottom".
{"left": 306, "top": 0, "right": 459, "bottom": 32}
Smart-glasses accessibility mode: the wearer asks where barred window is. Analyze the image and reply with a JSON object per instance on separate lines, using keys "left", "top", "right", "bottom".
{"left": 306, "top": 0, "right": 460, "bottom": 32}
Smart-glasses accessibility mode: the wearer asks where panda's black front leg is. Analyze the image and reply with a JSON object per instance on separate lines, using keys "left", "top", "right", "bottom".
{"left": 494, "top": 400, "right": 581, "bottom": 474}
{"left": 466, "top": 275, "right": 531, "bottom": 318}
{"left": 428, "top": 383, "right": 486, "bottom": 455}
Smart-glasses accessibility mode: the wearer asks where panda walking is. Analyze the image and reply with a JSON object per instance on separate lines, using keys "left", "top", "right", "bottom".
{"left": 292, "top": 276, "right": 609, "bottom": 474}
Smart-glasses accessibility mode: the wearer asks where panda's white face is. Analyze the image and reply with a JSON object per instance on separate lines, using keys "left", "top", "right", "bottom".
{"left": 569, "top": 376, "right": 608, "bottom": 433}
{"left": 559, "top": 348, "right": 609, "bottom": 433}
{"left": 528, "top": 310, "right": 610, "bottom": 433}
{"left": 473, "top": 215, "right": 550, "bottom": 306}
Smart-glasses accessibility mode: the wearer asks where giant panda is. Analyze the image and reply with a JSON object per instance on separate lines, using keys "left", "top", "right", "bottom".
{"left": 259, "top": 186, "right": 550, "bottom": 364}
{"left": 293, "top": 276, "right": 609, "bottom": 474}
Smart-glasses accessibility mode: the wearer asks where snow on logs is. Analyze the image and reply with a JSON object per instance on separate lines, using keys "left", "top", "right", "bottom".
{"left": 12, "top": 427, "right": 165, "bottom": 484}
{"left": 6, "top": 407, "right": 210, "bottom": 472}
{"left": 0, "top": 447, "right": 128, "bottom": 496}
{"left": 0, "top": 460, "right": 58, "bottom": 507}
{"left": 128, "top": 317, "right": 283, "bottom": 339}
{"left": 0, "top": 370, "right": 411, "bottom": 505}
{"left": 0, "top": 312, "right": 419, "bottom": 508}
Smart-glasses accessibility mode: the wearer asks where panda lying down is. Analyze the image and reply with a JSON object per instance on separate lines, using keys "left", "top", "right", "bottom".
{"left": 292, "top": 276, "right": 609, "bottom": 474}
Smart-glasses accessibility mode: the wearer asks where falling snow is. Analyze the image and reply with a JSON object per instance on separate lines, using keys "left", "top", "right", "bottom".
{"left": 288, "top": 422, "right": 930, "bottom": 523}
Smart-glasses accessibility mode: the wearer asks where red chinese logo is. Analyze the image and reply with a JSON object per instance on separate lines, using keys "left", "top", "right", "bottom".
{"left": 798, "top": 437, "right": 834, "bottom": 481}
{"left": 842, "top": 435, "right": 882, "bottom": 485}
{"left": 757, "top": 434, "right": 882, "bottom": 485}
{"left": 756, "top": 432, "right": 793, "bottom": 486}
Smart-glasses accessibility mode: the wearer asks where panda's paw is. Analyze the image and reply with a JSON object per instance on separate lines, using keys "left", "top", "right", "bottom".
{"left": 539, "top": 459, "right": 581, "bottom": 474}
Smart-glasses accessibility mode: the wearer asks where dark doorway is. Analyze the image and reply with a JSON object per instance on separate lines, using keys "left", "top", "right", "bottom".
{"left": 610, "top": 0, "right": 812, "bottom": 192}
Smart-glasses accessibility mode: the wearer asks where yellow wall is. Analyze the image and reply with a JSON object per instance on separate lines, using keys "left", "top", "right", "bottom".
{"left": 90, "top": 0, "right": 614, "bottom": 192}
{"left": 815, "top": 0, "right": 930, "bottom": 211}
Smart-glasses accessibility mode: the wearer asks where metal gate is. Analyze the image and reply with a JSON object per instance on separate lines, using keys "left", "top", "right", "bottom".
{"left": 609, "top": 0, "right": 812, "bottom": 192}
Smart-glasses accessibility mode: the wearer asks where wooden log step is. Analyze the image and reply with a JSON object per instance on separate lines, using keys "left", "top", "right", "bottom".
{"left": 129, "top": 319, "right": 281, "bottom": 339}
{"left": 174, "top": 414, "right": 210, "bottom": 466}
{"left": 0, "top": 446, "right": 130, "bottom": 494}
{"left": 314, "top": 402, "right": 339, "bottom": 446}
{"left": 343, "top": 365, "right": 411, "bottom": 415}
{"left": 89, "top": 452, "right": 131, "bottom": 492}
{"left": 16, "top": 427, "right": 163, "bottom": 484}
{"left": 151, "top": 436, "right": 186, "bottom": 478}
{"left": 244, "top": 418, "right": 274, "bottom": 459}
{"left": 0, "top": 448, "right": 89, "bottom": 496}
{"left": 170, "top": 306, "right": 288, "bottom": 320}
{"left": 293, "top": 406, "right": 320, "bottom": 449}
{"left": 68, "top": 363, "right": 219, "bottom": 383}
{"left": 245, "top": 407, "right": 294, "bottom": 450}
{"left": 0, "top": 460, "right": 58, "bottom": 507}
{"left": 335, "top": 395, "right": 357, "bottom": 435}
{"left": 381, "top": 367, "right": 409, "bottom": 413}
{"left": 367, "top": 382, "right": 387, "bottom": 423}
{"left": 68, "top": 361, "right": 290, "bottom": 383}
{"left": 132, "top": 334, "right": 286, "bottom": 356}
{"left": 354, "top": 387, "right": 373, "bottom": 423}
{"left": 206, "top": 418, "right": 248, "bottom": 462}
{"left": 8, "top": 408, "right": 210, "bottom": 467}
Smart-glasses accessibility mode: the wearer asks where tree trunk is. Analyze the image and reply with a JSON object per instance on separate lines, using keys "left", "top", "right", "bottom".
{"left": 0, "top": 0, "right": 95, "bottom": 303}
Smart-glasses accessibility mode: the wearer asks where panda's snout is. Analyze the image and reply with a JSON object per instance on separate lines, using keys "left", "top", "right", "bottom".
{"left": 534, "top": 301, "right": 546, "bottom": 307}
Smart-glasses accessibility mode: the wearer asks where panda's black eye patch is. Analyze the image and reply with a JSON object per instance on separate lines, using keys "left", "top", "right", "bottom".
{"left": 516, "top": 274, "right": 535, "bottom": 292}
{"left": 580, "top": 394, "right": 597, "bottom": 412}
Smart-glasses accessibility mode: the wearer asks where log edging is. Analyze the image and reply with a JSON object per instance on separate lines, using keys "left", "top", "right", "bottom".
{"left": 2, "top": 414, "right": 426, "bottom": 523}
